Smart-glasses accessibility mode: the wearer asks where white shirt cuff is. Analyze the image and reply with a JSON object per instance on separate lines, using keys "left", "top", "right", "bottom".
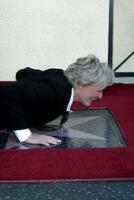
{"left": 14, "top": 129, "right": 32, "bottom": 142}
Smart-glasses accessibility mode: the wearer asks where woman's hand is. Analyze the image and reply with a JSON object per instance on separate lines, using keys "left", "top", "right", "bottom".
{"left": 23, "top": 133, "right": 61, "bottom": 146}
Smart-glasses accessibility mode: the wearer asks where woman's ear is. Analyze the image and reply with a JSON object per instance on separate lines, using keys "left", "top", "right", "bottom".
{"left": 78, "top": 85, "right": 84, "bottom": 90}
{"left": 74, "top": 84, "right": 83, "bottom": 90}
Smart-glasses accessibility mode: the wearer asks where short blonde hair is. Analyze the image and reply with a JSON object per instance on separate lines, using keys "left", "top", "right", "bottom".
{"left": 64, "top": 54, "right": 114, "bottom": 89}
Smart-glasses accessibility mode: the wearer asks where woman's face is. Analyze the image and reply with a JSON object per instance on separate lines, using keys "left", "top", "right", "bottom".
{"left": 74, "top": 84, "right": 103, "bottom": 107}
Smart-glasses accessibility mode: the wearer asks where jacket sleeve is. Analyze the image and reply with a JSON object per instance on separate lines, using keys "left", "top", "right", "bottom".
{"left": 1, "top": 78, "right": 56, "bottom": 130}
{"left": 16, "top": 67, "right": 43, "bottom": 80}
{"left": 1, "top": 82, "right": 29, "bottom": 130}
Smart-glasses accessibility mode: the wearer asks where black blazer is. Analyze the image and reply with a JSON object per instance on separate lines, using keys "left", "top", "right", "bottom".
{"left": 0, "top": 68, "right": 72, "bottom": 130}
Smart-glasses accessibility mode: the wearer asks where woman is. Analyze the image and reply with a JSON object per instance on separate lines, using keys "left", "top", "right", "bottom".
{"left": 0, "top": 54, "right": 114, "bottom": 146}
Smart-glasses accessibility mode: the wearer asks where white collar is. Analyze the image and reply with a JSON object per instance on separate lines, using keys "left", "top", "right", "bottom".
{"left": 66, "top": 88, "right": 74, "bottom": 112}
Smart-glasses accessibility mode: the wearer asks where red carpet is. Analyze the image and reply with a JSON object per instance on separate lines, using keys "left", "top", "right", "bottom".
{"left": 0, "top": 83, "right": 134, "bottom": 182}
